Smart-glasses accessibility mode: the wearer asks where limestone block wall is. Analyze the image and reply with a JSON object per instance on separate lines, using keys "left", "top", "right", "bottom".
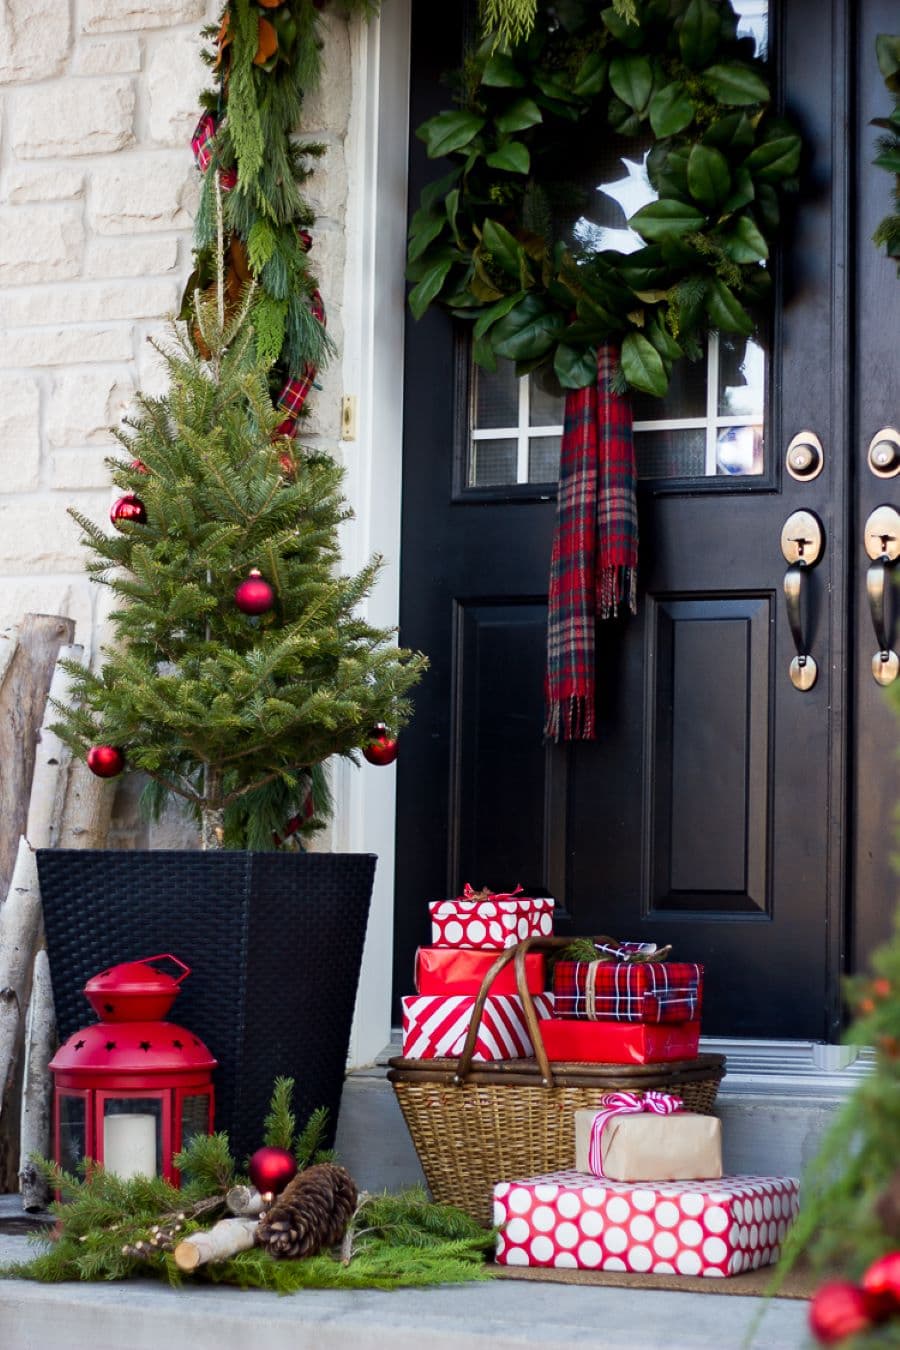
{"left": 0, "top": 1, "right": 353, "bottom": 846}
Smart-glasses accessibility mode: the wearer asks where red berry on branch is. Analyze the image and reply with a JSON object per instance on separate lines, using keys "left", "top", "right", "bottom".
{"left": 809, "top": 1281, "right": 875, "bottom": 1344}
{"left": 234, "top": 568, "right": 275, "bottom": 615}
{"left": 86, "top": 745, "right": 125, "bottom": 778}
{"left": 130, "top": 459, "right": 149, "bottom": 474}
{"left": 248, "top": 1146, "right": 297, "bottom": 1199}
{"left": 110, "top": 494, "right": 146, "bottom": 526}
{"left": 362, "top": 724, "right": 398, "bottom": 766}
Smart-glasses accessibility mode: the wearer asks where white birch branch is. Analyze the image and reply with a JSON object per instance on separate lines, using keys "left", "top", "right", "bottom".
{"left": 0, "top": 840, "right": 42, "bottom": 1106}
{"left": 19, "top": 949, "right": 54, "bottom": 1210}
{"left": 226, "top": 1184, "right": 265, "bottom": 1217}
{"left": 173, "top": 1217, "right": 259, "bottom": 1271}
{"left": 26, "top": 644, "right": 83, "bottom": 850}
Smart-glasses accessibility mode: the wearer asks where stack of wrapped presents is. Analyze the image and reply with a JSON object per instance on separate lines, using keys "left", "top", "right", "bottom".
{"left": 400, "top": 891, "right": 800, "bottom": 1278}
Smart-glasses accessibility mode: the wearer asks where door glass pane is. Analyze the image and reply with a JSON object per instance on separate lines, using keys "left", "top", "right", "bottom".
{"left": 470, "top": 438, "right": 517, "bottom": 487}
{"left": 181, "top": 1094, "right": 210, "bottom": 1148}
{"left": 637, "top": 429, "right": 707, "bottom": 480}
{"left": 474, "top": 362, "right": 518, "bottom": 429}
{"left": 529, "top": 436, "right": 562, "bottom": 482}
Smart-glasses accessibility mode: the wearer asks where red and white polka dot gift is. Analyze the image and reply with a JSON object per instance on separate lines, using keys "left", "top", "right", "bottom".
{"left": 429, "top": 890, "right": 554, "bottom": 949}
{"left": 493, "top": 1171, "right": 800, "bottom": 1277}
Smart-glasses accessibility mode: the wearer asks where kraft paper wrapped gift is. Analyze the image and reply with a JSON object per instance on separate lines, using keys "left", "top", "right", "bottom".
{"left": 574, "top": 1107, "right": 723, "bottom": 1181}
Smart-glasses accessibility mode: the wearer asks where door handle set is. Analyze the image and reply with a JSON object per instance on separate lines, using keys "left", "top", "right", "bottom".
{"left": 864, "top": 505, "right": 900, "bottom": 686}
{"left": 781, "top": 510, "right": 825, "bottom": 691}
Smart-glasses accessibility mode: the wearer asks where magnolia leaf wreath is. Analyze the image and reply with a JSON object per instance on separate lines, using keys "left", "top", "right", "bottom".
{"left": 872, "top": 33, "right": 900, "bottom": 271}
{"left": 407, "top": 0, "right": 803, "bottom": 398}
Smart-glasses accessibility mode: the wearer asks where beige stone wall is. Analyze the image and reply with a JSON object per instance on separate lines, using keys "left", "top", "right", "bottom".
{"left": 0, "top": 1, "right": 353, "bottom": 846}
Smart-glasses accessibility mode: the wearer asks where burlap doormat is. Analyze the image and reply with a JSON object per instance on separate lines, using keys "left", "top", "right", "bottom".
{"left": 493, "top": 1262, "right": 815, "bottom": 1300}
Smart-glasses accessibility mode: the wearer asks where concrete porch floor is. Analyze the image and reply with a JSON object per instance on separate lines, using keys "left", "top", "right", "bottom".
{"left": 1, "top": 1045, "right": 857, "bottom": 1349}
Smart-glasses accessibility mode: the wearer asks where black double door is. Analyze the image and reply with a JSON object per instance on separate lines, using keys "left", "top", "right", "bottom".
{"left": 395, "top": 0, "right": 900, "bottom": 1040}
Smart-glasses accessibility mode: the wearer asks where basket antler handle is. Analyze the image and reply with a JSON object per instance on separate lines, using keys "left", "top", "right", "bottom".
{"left": 452, "top": 935, "right": 597, "bottom": 1089}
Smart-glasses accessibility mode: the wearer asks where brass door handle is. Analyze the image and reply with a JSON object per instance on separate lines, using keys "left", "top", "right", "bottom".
{"left": 864, "top": 504, "right": 900, "bottom": 686}
{"left": 781, "top": 510, "right": 824, "bottom": 692}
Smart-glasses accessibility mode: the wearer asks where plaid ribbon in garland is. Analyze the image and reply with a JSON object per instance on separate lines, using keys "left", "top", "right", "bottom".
{"left": 544, "top": 342, "right": 638, "bottom": 741}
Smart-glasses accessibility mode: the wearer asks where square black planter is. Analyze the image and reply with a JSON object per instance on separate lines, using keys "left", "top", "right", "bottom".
{"left": 37, "top": 849, "right": 376, "bottom": 1164}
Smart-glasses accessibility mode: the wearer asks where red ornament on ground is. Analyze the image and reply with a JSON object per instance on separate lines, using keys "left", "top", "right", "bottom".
{"left": 86, "top": 745, "right": 125, "bottom": 778}
{"left": 248, "top": 1146, "right": 297, "bottom": 1199}
{"left": 234, "top": 568, "right": 275, "bottom": 615}
{"left": 862, "top": 1250, "right": 900, "bottom": 1307}
{"left": 362, "top": 724, "right": 398, "bottom": 766}
{"left": 110, "top": 493, "right": 147, "bottom": 526}
{"left": 809, "top": 1281, "right": 875, "bottom": 1344}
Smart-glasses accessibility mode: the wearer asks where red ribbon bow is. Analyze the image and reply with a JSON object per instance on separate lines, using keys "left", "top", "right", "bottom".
{"left": 588, "top": 1091, "right": 684, "bottom": 1177}
{"left": 460, "top": 883, "right": 525, "bottom": 903}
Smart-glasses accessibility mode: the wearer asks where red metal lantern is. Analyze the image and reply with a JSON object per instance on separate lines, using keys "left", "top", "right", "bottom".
{"left": 49, "top": 955, "right": 217, "bottom": 1185}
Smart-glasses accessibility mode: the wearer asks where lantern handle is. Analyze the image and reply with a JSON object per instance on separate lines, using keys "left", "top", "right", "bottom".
{"left": 138, "top": 954, "right": 191, "bottom": 985}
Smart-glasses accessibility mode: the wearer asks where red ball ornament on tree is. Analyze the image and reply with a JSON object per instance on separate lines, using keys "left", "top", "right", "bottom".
{"left": 862, "top": 1251, "right": 900, "bottom": 1312}
{"left": 235, "top": 568, "right": 275, "bottom": 616}
{"left": 86, "top": 745, "right": 125, "bottom": 778}
{"left": 130, "top": 458, "right": 149, "bottom": 475}
{"left": 110, "top": 493, "right": 146, "bottom": 527}
{"left": 248, "top": 1145, "right": 297, "bottom": 1199}
{"left": 362, "top": 724, "right": 398, "bottom": 766}
{"left": 809, "top": 1281, "right": 875, "bottom": 1344}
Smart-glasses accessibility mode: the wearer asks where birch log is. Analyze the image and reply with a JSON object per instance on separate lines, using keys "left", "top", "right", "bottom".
{"left": 0, "top": 840, "right": 44, "bottom": 1189}
{"left": 173, "top": 1218, "right": 260, "bottom": 1271}
{"left": 226, "top": 1185, "right": 265, "bottom": 1217}
{"left": 19, "top": 949, "right": 54, "bottom": 1210}
{"left": 0, "top": 616, "right": 75, "bottom": 902}
{"left": 26, "top": 645, "right": 83, "bottom": 850}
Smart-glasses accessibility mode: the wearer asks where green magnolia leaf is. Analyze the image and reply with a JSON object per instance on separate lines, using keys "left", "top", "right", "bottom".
{"left": 472, "top": 335, "right": 498, "bottom": 372}
{"left": 703, "top": 63, "right": 771, "bottom": 106}
{"left": 490, "top": 295, "right": 565, "bottom": 361}
{"left": 874, "top": 147, "right": 900, "bottom": 173}
{"left": 473, "top": 290, "right": 527, "bottom": 339}
{"left": 418, "top": 111, "right": 486, "bottom": 159}
{"left": 720, "top": 214, "right": 769, "bottom": 263}
{"left": 875, "top": 34, "right": 900, "bottom": 81}
{"left": 495, "top": 98, "right": 543, "bottom": 134}
{"left": 649, "top": 82, "right": 695, "bottom": 138}
{"left": 648, "top": 143, "right": 691, "bottom": 199}
{"left": 534, "top": 71, "right": 576, "bottom": 102}
{"left": 608, "top": 99, "right": 643, "bottom": 137}
{"left": 408, "top": 252, "right": 456, "bottom": 320}
{"left": 629, "top": 199, "right": 707, "bottom": 241}
{"left": 702, "top": 112, "right": 755, "bottom": 154}
{"left": 486, "top": 141, "right": 531, "bottom": 174}
{"left": 482, "top": 53, "right": 526, "bottom": 87}
{"left": 407, "top": 214, "right": 445, "bottom": 263}
{"left": 646, "top": 314, "right": 682, "bottom": 361}
{"left": 687, "top": 143, "right": 731, "bottom": 207}
{"left": 574, "top": 53, "right": 608, "bottom": 97}
{"left": 706, "top": 278, "right": 754, "bottom": 334}
{"left": 722, "top": 166, "right": 755, "bottom": 214}
{"left": 481, "top": 218, "right": 525, "bottom": 278}
{"left": 554, "top": 342, "right": 598, "bottom": 389}
{"left": 679, "top": 0, "right": 721, "bottom": 69}
{"left": 744, "top": 133, "right": 802, "bottom": 181}
{"left": 445, "top": 188, "right": 460, "bottom": 241}
{"left": 601, "top": 6, "right": 644, "bottom": 47}
{"left": 617, "top": 246, "right": 669, "bottom": 289}
{"left": 421, "top": 168, "right": 462, "bottom": 213}
{"left": 754, "top": 182, "right": 780, "bottom": 231}
{"left": 621, "top": 331, "right": 668, "bottom": 396}
{"left": 609, "top": 55, "right": 654, "bottom": 114}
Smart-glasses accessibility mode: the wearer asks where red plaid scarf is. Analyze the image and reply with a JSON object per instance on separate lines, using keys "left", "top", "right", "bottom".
{"left": 544, "top": 342, "right": 638, "bottom": 741}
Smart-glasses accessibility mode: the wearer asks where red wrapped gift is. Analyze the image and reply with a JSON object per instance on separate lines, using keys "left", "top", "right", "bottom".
{"left": 537, "top": 1019, "right": 700, "bottom": 1064}
{"left": 429, "top": 885, "right": 554, "bottom": 949}
{"left": 415, "top": 947, "right": 546, "bottom": 997}
{"left": 401, "top": 992, "right": 554, "bottom": 1061}
{"left": 553, "top": 959, "right": 703, "bottom": 1023}
{"left": 493, "top": 1172, "right": 800, "bottom": 1276}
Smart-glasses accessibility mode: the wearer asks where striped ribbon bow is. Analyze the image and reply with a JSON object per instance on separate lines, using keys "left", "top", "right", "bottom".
{"left": 588, "top": 1091, "right": 683, "bottom": 1177}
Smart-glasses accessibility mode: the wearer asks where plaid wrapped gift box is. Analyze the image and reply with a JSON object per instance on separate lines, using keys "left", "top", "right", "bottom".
{"left": 401, "top": 992, "right": 554, "bottom": 1061}
{"left": 553, "top": 959, "right": 703, "bottom": 1023}
{"left": 493, "top": 1172, "right": 800, "bottom": 1276}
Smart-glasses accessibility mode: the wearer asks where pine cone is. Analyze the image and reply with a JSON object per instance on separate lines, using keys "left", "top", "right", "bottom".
{"left": 876, "top": 1169, "right": 900, "bottom": 1239}
{"left": 257, "top": 1163, "right": 358, "bottom": 1260}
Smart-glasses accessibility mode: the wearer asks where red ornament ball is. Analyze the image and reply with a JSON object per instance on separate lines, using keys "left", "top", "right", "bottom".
{"left": 862, "top": 1251, "right": 900, "bottom": 1309}
{"left": 110, "top": 493, "right": 146, "bottom": 527}
{"left": 130, "top": 458, "right": 149, "bottom": 475}
{"left": 362, "top": 724, "right": 398, "bottom": 767}
{"left": 234, "top": 568, "right": 275, "bottom": 616}
{"left": 86, "top": 745, "right": 125, "bottom": 778}
{"left": 809, "top": 1281, "right": 875, "bottom": 1344}
{"left": 248, "top": 1146, "right": 297, "bottom": 1199}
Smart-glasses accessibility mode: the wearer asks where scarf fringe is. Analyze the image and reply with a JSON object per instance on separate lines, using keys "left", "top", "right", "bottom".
{"left": 544, "top": 695, "right": 595, "bottom": 743}
{"left": 598, "top": 565, "right": 638, "bottom": 620}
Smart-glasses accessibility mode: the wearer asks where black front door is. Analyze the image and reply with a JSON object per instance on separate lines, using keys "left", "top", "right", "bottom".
{"left": 396, "top": 0, "right": 900, "bottom": 1040}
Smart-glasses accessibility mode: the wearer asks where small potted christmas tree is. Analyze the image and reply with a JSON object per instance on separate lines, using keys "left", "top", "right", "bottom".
{"left": 38, "top": 202, "right": 427, "bottom": 1160}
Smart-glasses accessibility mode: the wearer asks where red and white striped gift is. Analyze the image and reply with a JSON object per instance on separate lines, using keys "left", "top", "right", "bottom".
{"left": 401, "top": 993, "right": 555, "bottom": 1061}
{"left": 429, "top": 893, "right": 555, "bottom": 949}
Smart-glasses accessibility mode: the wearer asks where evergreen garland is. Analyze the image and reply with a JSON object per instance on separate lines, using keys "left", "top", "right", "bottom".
{"left": 407, "top": 0, "right": 803, "bottom": 398}
{"left": 873, "top": 35, "right": 900, "bottom": 273}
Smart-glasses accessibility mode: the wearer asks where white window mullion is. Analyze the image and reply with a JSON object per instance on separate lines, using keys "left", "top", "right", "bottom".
{"left": 516, "top": 376, "right": 530, "bottom": 483}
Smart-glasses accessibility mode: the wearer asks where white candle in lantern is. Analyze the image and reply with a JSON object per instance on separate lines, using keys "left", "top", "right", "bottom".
{"left": 103, "top": 1113, "right": 157, "bottom": 1179}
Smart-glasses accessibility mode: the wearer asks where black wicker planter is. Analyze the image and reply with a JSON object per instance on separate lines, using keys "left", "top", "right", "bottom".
{"left": 36, "top": 849, "right": 376, "bottom": 1164}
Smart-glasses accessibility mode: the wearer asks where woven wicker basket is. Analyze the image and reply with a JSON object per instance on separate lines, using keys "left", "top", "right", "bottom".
{"left": 388, "top": 936, "right": 726, "bottom": 1226}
